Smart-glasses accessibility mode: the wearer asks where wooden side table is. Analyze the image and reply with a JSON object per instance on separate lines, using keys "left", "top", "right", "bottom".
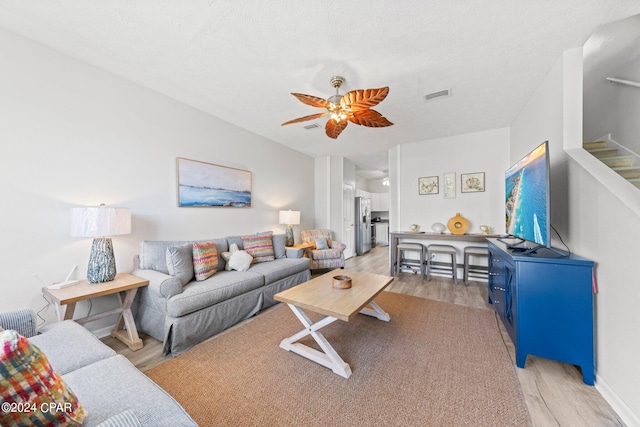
{"left": 290, "top": 242, "right": 314, "bottom": 259}
{"left": 42, "top": 273, "right": 149, "bottom": 351}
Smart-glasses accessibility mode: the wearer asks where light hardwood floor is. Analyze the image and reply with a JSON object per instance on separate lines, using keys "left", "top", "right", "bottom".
{"left": 102, "top": 245, "right": 624, "bottom": 427}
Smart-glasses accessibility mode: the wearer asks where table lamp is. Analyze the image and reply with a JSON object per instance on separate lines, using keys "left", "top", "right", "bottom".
{"left": 71, "top": 204, "right": 131, "bottom": 283}
{"left": 279, "top": 210, "right": 300, "bottom": 247}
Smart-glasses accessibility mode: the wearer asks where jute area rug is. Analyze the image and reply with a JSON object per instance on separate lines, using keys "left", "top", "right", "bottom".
{"left": 146, "top": 291, "right": 531, "bottom": 426}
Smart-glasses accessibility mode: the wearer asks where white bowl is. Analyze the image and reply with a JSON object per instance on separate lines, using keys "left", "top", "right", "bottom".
{"left": 431, "top": 223, "right": 446, "bottom": 233}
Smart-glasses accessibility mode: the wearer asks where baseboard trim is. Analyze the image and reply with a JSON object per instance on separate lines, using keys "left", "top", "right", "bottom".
{"left": 596, "top": 374, "right": 640, "bottom": 427}
{"left": 91, "top": 324, "right": 115, "bottom": 339}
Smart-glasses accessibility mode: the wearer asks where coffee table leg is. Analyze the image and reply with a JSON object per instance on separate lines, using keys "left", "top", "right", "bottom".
{"left": 280, "top": 304, "right": 352, "bottom": 378}
{"left": 359, "top": 300, "right": 391, "bottom": 322}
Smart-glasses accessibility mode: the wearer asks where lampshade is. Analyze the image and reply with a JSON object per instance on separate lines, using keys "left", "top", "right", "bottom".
{"left": 279, "top": 210, "right": 300, "bottom": 247}
{"left": 71, "top": 206, "right": 131, "bottom": 237}
{"left": 279, "top": 210, "right": 300, "bottom": 226}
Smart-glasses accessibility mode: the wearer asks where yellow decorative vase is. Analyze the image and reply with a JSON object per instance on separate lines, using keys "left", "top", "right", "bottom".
{"left": 447, "top": 213, "right": 469, "bottom": 235}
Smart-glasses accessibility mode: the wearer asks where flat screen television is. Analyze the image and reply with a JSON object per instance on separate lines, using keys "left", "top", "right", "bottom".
{"left": 502, "top": 141, "right": 553, "bottom": 254}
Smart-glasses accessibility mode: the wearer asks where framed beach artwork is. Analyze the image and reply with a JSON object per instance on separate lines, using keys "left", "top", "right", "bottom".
{"left": 443, "top": 172, "right": 456, "bottom": 199}
{"left": 177, "top": 157, "right": 252, "bottom": 207}
{"left": 461, "top": 172, "right": 485, "bottom": 193}
{"left": 418, "top": 176, "right": 439, "bottom": 195}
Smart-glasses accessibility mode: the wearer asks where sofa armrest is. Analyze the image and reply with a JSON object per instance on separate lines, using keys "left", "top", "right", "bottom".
{"left": 0, "top": 308, "right": 37, "bottom": 338}
{"left": 131, "top": 269, "right": 182, "bottom": 299}
{"left": 285, "top": 247, "right": 304, "bottom": 258}
{"left": 331, "top": 241, "right": 346, "bottom": 253}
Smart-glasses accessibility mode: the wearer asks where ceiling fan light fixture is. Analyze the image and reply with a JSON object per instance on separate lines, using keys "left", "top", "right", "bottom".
{"left": 282, "top": 75, "right": 393, "bottom": 139}
{"left": 327, "top": 94, "right": 342, "bottom": 105}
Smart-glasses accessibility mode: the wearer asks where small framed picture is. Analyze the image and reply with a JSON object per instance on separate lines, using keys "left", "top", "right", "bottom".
{"left": 418, "top": 176, "right": 439, "bottom": 195}
{"left": 443, "top": 172, "right": 456, "bottom": 199}
{"left": 461, "top": 172, "right": 485, "bottom": 193}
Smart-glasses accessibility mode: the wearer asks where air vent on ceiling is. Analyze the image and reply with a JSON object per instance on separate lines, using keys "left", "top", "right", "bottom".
{"left": 424, "top": 88, "right": 451, "bottom": 102}
{"left": 303, "top": 123, "right": 321, "bottom": 130}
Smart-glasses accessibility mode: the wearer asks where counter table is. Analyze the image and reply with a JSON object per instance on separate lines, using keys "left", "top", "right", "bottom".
{"left": 389, "top": 231, "right": 500, "bottom": 276}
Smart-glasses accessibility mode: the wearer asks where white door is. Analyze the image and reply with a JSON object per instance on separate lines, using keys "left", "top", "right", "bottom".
{"left": 343, "top": 183, "right": 355, "bottom": 259}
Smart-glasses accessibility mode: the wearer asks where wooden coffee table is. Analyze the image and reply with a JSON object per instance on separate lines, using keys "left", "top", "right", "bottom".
{"left": 274, "top": 269, "right": 393, "bottom": 378}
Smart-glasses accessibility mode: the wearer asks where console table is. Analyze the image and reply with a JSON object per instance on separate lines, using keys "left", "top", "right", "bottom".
{"left": 487, "top": 238, "right": 595, "bottom": 385}
{"left": 389, "top": 231, "right": 499, "bottom": 276}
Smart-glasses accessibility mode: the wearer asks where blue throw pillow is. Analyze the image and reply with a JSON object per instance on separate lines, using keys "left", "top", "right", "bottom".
{"left": 315, "top": 238, "right": 329, "bottom": 250}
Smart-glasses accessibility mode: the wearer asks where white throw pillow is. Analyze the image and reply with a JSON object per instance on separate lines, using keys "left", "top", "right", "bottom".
{"left": 228, "top": 250, "right": 253, "bottom": 271}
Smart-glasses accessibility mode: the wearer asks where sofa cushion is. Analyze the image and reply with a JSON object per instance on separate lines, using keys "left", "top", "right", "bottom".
{"left": 242, "top": 233, "right": 275, "bottom": 263}
{"left": 140, "top": 239, "right": 229, "bottom": 274}
{"left": 139, "top": 240, "right": 189, "bottom": 274}
{"left": 166, "top": 271, "right": 264, "bottom": 317}
{"left": 225, "top": 235, "right": 245, "bottom": 250}
{"left": 166, "top": 243, "right": 194, "bottom": 285}
{"left": 247, "top": 258, "right": 311, "bottom": 285}
{"left": 225, "top": 231, "right": 273, "bottom": 253}
{"left": 0, "top": 329, "right": 87, "bottom": 426}
{"left": 312, "top": 248, "right": 343, "bottom": 260}
{"left": 95, "top": 409, "right": 142, "bottom": 427}
{"left": 29, "top": 320, "right": 116, "bottom": 375}
{"left": 192, "top": 241, "right": 219, "bottom": 281}
{"left": 63, "top": 355, "right": 197, "bottom": 426}
{"left": 272, "top": 234, "right": 286, "bottom": 259}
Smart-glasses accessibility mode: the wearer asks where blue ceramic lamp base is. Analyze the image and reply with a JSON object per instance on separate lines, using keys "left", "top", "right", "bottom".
{"left": 284, "top": 225, "right": 294, "bottom": 247}
{"left": 87, "top": 237, "right": 117, "bottom": 283}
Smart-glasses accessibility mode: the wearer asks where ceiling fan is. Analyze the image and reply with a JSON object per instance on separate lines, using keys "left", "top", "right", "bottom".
{"left": 281, "top": 76, "right": 393, "bottom": 139}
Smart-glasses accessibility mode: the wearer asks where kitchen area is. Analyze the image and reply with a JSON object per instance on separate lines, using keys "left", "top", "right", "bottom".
{"left": 355, "top": 189, "right": 390, "bottom": 255}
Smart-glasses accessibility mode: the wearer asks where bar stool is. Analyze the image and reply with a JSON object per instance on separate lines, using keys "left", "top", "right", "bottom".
{"left": 395, "top": 242, "right": 426, "bottom": 278}
{"left": 426, "top": 244, "right": 458, "bottom": 284}
{"left": 463, "top": 246, "right": 489, "bottom": 286}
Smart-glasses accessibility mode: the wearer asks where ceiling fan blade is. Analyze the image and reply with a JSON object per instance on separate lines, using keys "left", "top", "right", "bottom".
{"left": 281, "top": 112, "right": 328, "bottom": 126}
{"left": 348, "top": 109, "right": 394, "bottom": 127}
{"left": 325, "top": 119, "right": 348, "bottom": 139}
{"left": 341, "top": 87, "right": 389, "bottom": 111}
{"left": 291, "top": 93, "right": 328, "bottom": 108}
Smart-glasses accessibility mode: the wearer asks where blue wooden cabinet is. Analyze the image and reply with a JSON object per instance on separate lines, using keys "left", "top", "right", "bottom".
{"left": 487, "top": 239, "right": 595, "bottom": 385}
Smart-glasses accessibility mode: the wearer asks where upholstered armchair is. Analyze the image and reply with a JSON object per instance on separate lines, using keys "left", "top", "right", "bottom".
{"left": 300, "top": 229, "right": 346, "bottom": 270}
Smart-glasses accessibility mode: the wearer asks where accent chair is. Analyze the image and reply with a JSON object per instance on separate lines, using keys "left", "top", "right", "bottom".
{"left": 300, "top": 229, "right": 346, "bottom": 270}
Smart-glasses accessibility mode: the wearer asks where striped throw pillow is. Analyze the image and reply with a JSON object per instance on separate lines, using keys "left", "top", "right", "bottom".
{"left": 242, "top": 233, "right": 275, "bottom": 263}
{"left": 0, "top": 329, "right": 87, "bottom": 426}
{"left": 192, "top": 241, "right": 218, "bottom": 281}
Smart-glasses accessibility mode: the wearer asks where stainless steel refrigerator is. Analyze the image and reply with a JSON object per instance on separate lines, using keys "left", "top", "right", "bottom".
{"left": 355, "top": 196, "right": 371, "bottom": 255}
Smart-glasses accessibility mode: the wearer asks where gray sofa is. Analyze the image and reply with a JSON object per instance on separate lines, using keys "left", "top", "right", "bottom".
{"left": 0, "top": 310, "right": 196, "bottom": 427}
{"left": 132, "top": 232, "right": 311, "bottom": 356}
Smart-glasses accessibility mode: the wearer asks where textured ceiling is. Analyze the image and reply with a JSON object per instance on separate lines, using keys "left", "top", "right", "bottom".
{"left": 1, "top": 1, "right": 640, "bottom": 176}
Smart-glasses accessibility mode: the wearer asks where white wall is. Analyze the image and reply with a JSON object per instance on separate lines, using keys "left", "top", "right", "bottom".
{"left": 511, "top": 47, "right": 640, "bottom": 426}
{"left": 366, "top": 178, "right": 390, "bottom": 194}
{"left": 314, "top": 157, "right": 330, "bottom": 229}
{"left": 397, "top": 128, "right": 510, "bottom": 235}
{"left": 584, "top": 53, "right": 640, "bottom": 152}
{"left": 583, "top": 14, "right": 640, "bottom": 152}
{"left": 314, "top": 156, "right": 349, "bottom": 245}
{"left": 392, "top": 128, "right": 509, "bottom": 273}
{"left": 613, "top": 56, "right": 640, "bottom": 153}
{"left": 511, "top": 52, "right": 571, "bottom": 246}
{"left": 0, "top": 28, "right": 315, "bottom": 329}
